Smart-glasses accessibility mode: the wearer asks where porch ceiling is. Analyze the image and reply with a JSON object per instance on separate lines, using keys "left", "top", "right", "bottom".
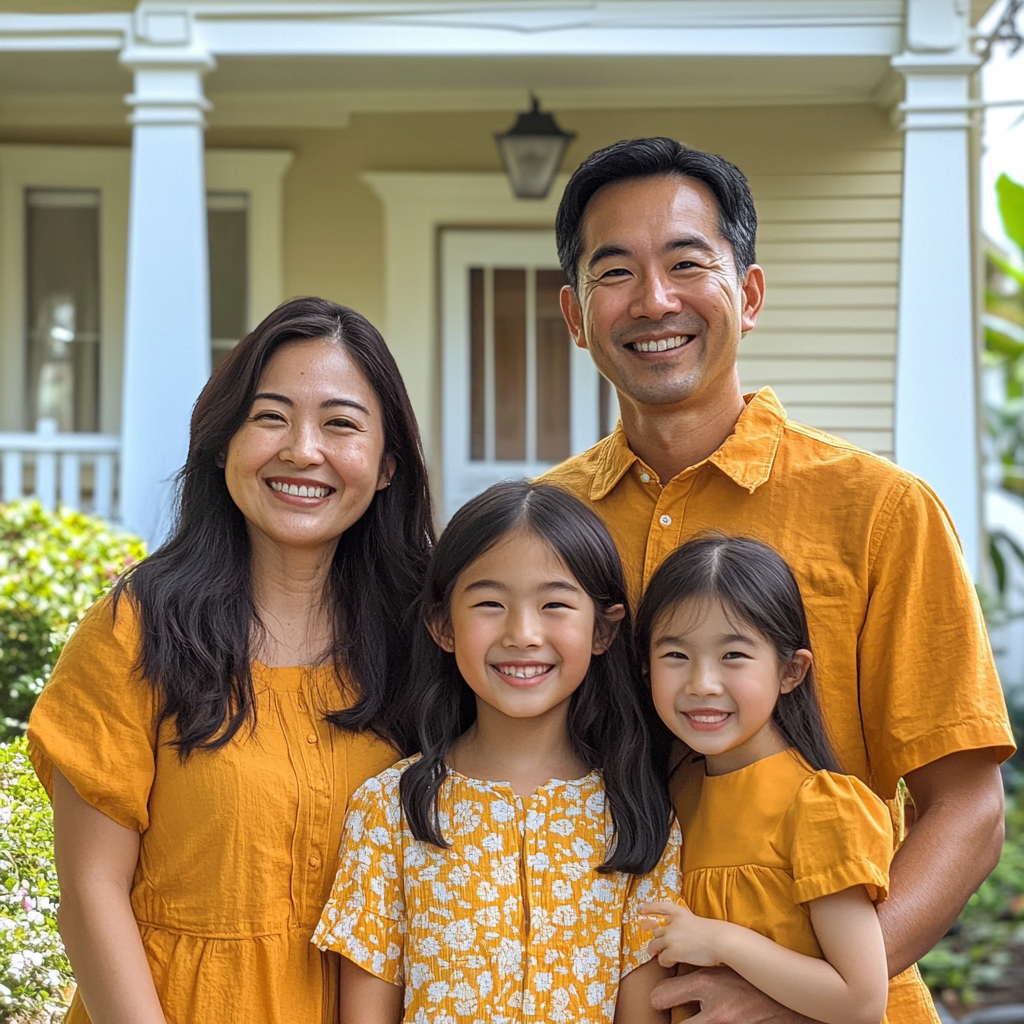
{"left": 206, "top": 51, "right": 893, "bottom": 107}
{"left": 0, "top": 48, "right": 894, "bottom": 128}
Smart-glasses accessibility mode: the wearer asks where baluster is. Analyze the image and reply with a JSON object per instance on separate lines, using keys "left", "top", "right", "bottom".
{"left": 94, "top": 454, "right": 114, "bottom": 520}
{"left": 60, "top": 453, "right": 82, "bottom": 512}
{"left": 36, "top": 451, "right": 57, "bottom": 511}
{"left": 2, "top": 451, "right": 24, "bottom": 503}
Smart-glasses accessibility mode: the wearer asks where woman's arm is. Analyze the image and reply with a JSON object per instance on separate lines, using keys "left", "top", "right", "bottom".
{"left": 642, "top": 888, "right": 888, "bottom": 1024}
{"left": 52, "top": 769, "right": 166, "bottom": 1024}
{"left": 339, "top": 957, "right": 404, "bottom": 1024}
{"left": 614, "top": 958, "right": 672, "bottom": 1024}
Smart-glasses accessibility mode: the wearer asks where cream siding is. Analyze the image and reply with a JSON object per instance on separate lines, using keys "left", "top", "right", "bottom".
{"left": 744, "top": 142, "right": 902, "bottom": 458}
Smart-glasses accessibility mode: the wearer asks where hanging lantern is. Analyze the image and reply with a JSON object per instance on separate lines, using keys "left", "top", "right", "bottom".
{"left": 495, "top": 95, "right": 576, "bottom": 200}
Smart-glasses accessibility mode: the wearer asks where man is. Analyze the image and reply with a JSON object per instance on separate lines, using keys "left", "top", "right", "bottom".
{"left": 541, "top": 137, "right": 1015, "bottom": 1023}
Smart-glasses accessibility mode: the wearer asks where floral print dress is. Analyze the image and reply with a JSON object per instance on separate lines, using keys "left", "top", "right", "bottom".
{"left": 314, "top": 757, "right": 682, "bottom": 1023}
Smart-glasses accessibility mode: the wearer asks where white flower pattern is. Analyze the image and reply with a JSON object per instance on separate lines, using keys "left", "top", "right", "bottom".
{"left": 313, "top": 758, "right": 682, "bottom": 1022}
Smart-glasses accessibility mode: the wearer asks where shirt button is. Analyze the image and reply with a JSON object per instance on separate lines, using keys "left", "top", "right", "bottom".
{"left": 309, "top": 855, "right": 320, "bottom": 868}
{"left": 640, "top": 472, "right": 651, "bottom": 483}
{"left": 306, "top": 733, "right": 318, "bottom": 744}
{"left": 659, "top": 514, "right": 672, "bottom": 526}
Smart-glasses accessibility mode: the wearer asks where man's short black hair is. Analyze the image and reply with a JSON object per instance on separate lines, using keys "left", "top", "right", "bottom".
{"left": 555, "top": 137, "right": 758, "bottom": 291}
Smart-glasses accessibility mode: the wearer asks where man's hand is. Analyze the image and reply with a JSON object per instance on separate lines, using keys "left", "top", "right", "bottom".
{"left": 650, "top": 966, "right": 823, "bottom": 1023}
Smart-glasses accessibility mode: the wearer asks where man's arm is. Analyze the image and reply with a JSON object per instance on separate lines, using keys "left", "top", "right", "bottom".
{"left": 650, "top": 748, "right": 1006, "bottom": 1022}
{"left": 882, "top": 748, "right": 1004, "bottom": 974}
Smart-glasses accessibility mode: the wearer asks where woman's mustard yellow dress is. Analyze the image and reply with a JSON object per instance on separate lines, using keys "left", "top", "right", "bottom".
{"left": 671, "top": 748, "right": 894, "bottom": 1023}
{"left": 27, "top": 597, "right": 398, "bottom": 1024}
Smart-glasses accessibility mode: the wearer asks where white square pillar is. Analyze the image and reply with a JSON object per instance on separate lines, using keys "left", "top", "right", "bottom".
{"left": 892, "top": 36, "right": 982, "bottom": 577}
{"left": 119, "top": 28, "right": 214, "bottom": 546}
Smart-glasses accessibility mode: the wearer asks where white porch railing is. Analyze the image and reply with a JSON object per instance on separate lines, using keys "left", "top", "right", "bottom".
{"left": 0, "top": 419, "right": 120, "bottom": 520}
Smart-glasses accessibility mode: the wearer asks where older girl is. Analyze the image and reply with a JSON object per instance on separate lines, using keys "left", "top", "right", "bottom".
{"left": 315, "top": 481, "right": 680, "bottom": 1023}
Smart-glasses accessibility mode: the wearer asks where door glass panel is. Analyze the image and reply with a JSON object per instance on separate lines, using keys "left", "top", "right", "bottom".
{"left": 208, "top": 192, "right": 249, "bottom": 369}
{"left": 493, "top": 269, "right": 526, "bottom": 461}
{"left": 536, "top": 269, "right": 570, "bottom": 462}
{"left": 25, "top": 189, "right": 100, "bottom": 433}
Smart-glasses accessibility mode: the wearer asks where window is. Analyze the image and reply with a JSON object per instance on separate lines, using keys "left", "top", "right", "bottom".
{"left": 208, "top": 191, "right": 249, "bottom": 369}
{"left": 24, "top": 189, "right": 101, "bottom": 432}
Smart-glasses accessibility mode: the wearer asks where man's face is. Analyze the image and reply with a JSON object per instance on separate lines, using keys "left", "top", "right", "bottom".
{"left": 560, "top": 175, "right": 764, "bottom": 409}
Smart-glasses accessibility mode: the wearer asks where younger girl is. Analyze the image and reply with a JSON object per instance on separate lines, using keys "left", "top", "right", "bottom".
{"left": 636, "top": 535, "right": 892, "bottom": 1024}
{"left": 314, "top": 481, "right": 681, "bottom": 1024}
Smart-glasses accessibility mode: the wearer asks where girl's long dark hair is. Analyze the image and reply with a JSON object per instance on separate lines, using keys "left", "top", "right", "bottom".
{"left": 112, "top": 297, "right": 434, "bottom": 756}
{"left": 635, "top": 534, "right": 841, "bottom": 773}
{"left": 396, "top": 481, "right": 673, "bottom": 876}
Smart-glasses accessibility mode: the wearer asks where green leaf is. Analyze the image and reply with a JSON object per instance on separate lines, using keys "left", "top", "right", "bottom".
{"left": 991, "top": 537, "right": 1007, "bottom": 594}
{"left": 986, "top": 326, "right": 1024, "bottom": 358}
{"left": 997, "top": 173, "right": 1024, "bottom": 257}
{"left": 990, "top": 248, "right": 1024, "bottom": 290}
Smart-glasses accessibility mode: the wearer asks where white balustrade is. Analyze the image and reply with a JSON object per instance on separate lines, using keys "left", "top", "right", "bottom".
{"left": 0, "top": 419, "right": 120, "bottom": 519}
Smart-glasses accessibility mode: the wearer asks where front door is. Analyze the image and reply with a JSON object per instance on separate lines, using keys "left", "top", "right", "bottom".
{"left": 440, "top": 229, "right": 616, "bottom": 521}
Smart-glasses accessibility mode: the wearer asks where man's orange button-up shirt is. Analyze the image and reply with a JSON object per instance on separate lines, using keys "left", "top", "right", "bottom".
{"left": 542, "top": 387, "right": 1015, "bottom": 1022}
{"left": 542, "top": 387, "right": 1013, "bottom": 798}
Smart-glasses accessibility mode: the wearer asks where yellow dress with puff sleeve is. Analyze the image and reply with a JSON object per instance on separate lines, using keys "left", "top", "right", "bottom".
{"left": 671, "top": 748, "right": 894, "bottom": 1023}
{"left": 27, "top": 595, "right": 398, "bottom": 1024}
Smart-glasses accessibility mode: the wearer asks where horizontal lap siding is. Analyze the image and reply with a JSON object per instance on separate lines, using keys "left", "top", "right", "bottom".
{"left": 741, "top": 133, "right": 902, "bottom": 460}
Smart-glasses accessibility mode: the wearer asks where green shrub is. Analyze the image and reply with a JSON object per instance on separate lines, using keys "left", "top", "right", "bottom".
{"left": 921, "top": 779, "right": 1024, "bottom": 1004}
{"left": 0, "top": 502, "right": 145, "bottom": 740}
{"left": 0, "top": 736, "right": 71, "bottom": 1023}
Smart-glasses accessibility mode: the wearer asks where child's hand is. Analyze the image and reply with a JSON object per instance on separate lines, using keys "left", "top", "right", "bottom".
{"left": 640, "top": 901, "right": 728, "bottom": 969}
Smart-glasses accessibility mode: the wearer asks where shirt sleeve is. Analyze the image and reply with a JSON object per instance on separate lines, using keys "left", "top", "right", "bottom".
{"left": 784, "top": 771, "right": 893, "bottom": 906}
{"left": 26, "top": 595, "right": 158, "bottom": 833}
{"left": 313, "top": 768, "right": 407, "bottom": 986}
{"left": 859, "top": 476, "right": 1014, "bottom": 797}
{"left": 620, "top": 818, "right": 683, "bottom": 977}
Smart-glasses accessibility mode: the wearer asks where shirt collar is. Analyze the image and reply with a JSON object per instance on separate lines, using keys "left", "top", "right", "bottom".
{"left": 590, "top": 387, "right": 787, "bottom": 501}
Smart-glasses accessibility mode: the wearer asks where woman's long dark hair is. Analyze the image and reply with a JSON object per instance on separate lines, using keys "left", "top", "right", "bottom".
{"left": 635, "top": 534, "right": 841, "bottom": 773}
{"left": 112, "top": 297, "right": 434, "bottom": 756}
{"left": 396, "top": 481, "right": 673, "bottom": 875}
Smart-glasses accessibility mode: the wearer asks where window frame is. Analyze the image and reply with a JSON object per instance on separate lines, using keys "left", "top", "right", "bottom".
{"left": 0, "top": 144, "right": 292, "bottom": 434}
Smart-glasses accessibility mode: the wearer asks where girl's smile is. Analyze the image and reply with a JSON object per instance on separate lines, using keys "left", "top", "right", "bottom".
{"left": 491, "top": 661, "right": 555, "bottom": 684}
{"left": 682, "top": 709, "right": 733, "bottom": 730}
{"left": 649, "top": 597, "right": 811, "bottom": 775}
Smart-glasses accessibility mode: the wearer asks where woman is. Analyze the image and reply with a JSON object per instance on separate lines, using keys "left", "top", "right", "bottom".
{"left": 27, "top": 297, "right": 433, "bottom": 1024}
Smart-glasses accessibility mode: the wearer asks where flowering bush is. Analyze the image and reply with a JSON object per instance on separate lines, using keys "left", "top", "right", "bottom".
{"left": 0, "top": 736, "right": 71, "bottom": 1023}
{"left": 0, "top": 501, "right": 145, "bottom": 739}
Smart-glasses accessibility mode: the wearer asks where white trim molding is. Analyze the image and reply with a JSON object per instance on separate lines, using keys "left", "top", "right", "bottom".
{"left": 0, "top": 2, "right": 906, "bottom": 59}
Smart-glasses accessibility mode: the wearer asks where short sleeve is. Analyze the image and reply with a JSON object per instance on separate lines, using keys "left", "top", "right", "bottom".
{"left": 785, "top": 771, "right": 893, "bottom": 906}
{"left": 860, "top": 477, "right": 1014, "bottom": 796}
{"left": 313, "top": 768, "right": 407, "bottom": 986}
{"left": 620, "top": 818, "right": 683, "bottom": 976}
{"left": 26, "top": 595, "right": 158, "bottom": 833}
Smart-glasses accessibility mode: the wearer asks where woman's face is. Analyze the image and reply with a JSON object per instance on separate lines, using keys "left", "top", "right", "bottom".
{"left": 224, "top": 337, "right": 392, "bottom": 557}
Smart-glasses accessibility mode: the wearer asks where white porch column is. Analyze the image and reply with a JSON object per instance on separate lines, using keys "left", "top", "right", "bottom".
{"left": 892, "top": 1, "right": 981, "bottom": 577}
{"left": 119, "top": 28, "right": 214, "bottom": 546}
